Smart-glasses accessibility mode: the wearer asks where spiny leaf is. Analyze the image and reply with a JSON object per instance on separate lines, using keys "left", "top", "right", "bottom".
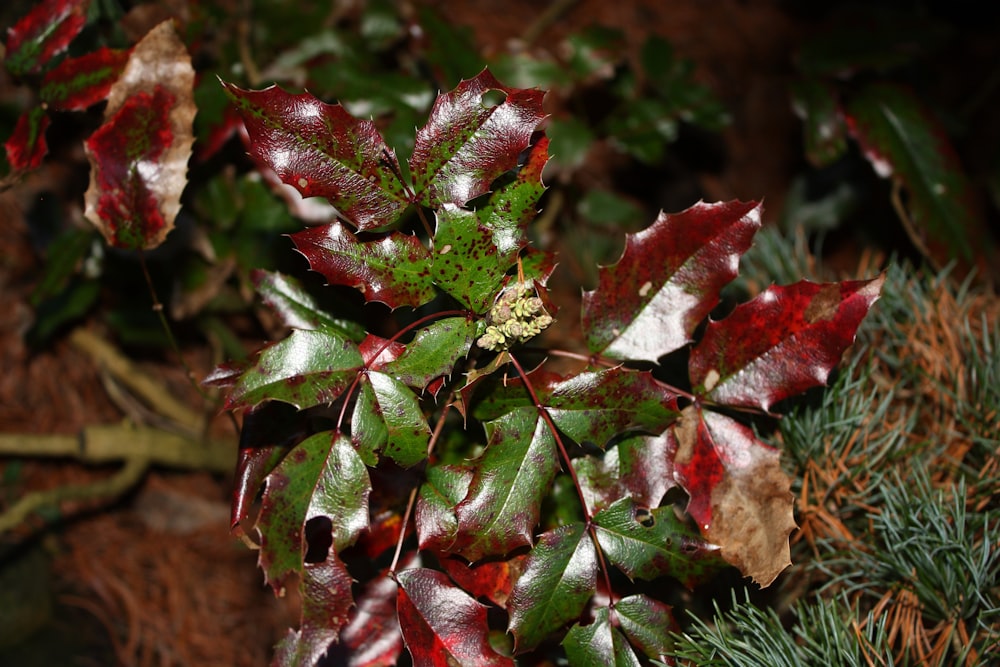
{"left": 256, "top": 431, "right": 371, "bottom": 592}
{"left": 292, "top": 222, "right": 437, "bottom": 310}
{"left": 574, "top": 432, "right": 676, "bottom": 515}
{"left": 221, "top": 80, "right": 409, "bottom": 231}
{"left": 272, "top": 548, "right": 354, "bottom": 667}
{"left": 335, "top": 563, "right": 409, "bottom": 667}
{"left": 476, "top": 135, "right": 550, "bottom": 264}
{"left": 689, "top": 274, "right": 885, "bottom": 412}
{"left": 416, "top": 464, "right": 473, "bottom": 553}
{"left": 224, "top": 328, "right": 363, "bottom": 411}
{"left": 438, "top": 554, "right": 525, "bottom": 607}
{"left": 396, "top": 568, "right": 514, "bottom": 667}
{"left": 542, "top": 367, "right": 679, "bottom": 448}
{"left": 562, "top": 607, "right": 641, "bottom": 667}
{"left": 3, "top": 0, "right": 89, "bottom": 77}
{"left": 410, "top": 68, "right": 545, "bottom": 208}
{"left": 432, "top": 204, "right": 509, "bottom": 313}
{"left": 593, "top": 497, "right": 723, "bottom": 587}
{"left": 845, "top": 83, "right": 991, "bottom": 271}
{"left": 365, "top": 371, "right": 431, "bottom": 467}
{"left": 670, "top": 405, "right": 796, "bottom": 587}
{"left": 252, "top": 269, "right": 365, "bottom": 340}
{"left": 4, "top": 106, "right": 50, "bottom": 171}
{"left": 452, "top": 407, "right": 558, "bottom": 561}
{"left": 582, "top": 200, "right": 762, "bottom": 362}
{"left": 84, "top": 21, "right": 195, "bottom": 250}
{"left": 40, "top": 47, "right": 131, "bottom": 111}
{"left": 379, "top": 316, "right": 477, "bottom": 391}
{"left": 507, "top": 522, "right": 597, "bottom": 652}
{"left": 614, "top": 594, "right": 677, "bottom": 662}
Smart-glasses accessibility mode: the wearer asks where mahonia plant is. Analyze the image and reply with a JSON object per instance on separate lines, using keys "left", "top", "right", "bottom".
{"left": 208, "top": 69, "right": 884, "bottom": 666}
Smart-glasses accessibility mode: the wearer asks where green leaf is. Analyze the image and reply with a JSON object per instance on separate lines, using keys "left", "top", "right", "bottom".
{"left": 225, "top": 328, "right": 363, "bottom": 411}
{"left": 452, "top": 407, "right": 558, "bottom": 561}
{"left": 543, "top": 368, "right": 680, "bottom": 448}
{"left": 507, "top": 522, "right": 597, "bottom": 652}
{"left": 790, "top": 79, "right": 847, "bottom": 168}
{"left": 593, "top": 497, "right": 722, "bottom": 587}
{"left": 257, "top": 432, "right": 371, "bottom": 591}
{"left": 350, "top": 378, "right": 388, "bottom": 466}
{"left": 614, "top": 594, "right": 677, "bottom": 661}
{"left": 476, "top": 136, "right": 549, "bottom": 264}
{"left": 380, "top": 316, "right": 477, "bottom": 391}
{"left": 366, "top": 371, "right": 431, "bottom": 467}
{"left": 292, "top": 222, "right": 437, "bottom": 310}
{"left": 252, "top": 269, "right": 365, "bottom": 340}
{"left": 845, "top": 83, "right": 988, "bottom": 268}
{"left": 432, "top": 205, "right": 510, "bottom": 313}
{"left": 410, "top": 69, "right": 545, "bottom": 208}
{"left": 562, "top": 607, "right": 641, "bottom": 667}
{"left": 574, "top": 432, "right": 675, "bottom": 515}
{"left": 416, "top": 464, "right": 473, "bottom": 552}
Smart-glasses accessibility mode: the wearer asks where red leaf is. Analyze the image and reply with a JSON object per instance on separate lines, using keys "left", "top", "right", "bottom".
{"left": 292, "top": 223, "right": 437, "bottom": 310}
{"left": 4, "top": 0, "right": 89, "bottom": 76}
{"left": 4, "top": 107, "right": 50, "bottom": 171}
{"left": 273, "top": 548, "right": 354, "bottom": 667}
{"left": 84, "top": 21, "right": 195, "bottom": 250}
{"left": 689, "top": 275, "right": 885, "bottom": 411}
{"left": 396, "top": 568, "right": 514, "bottom": 666}
{"left": 410, "top": 69, "right": 545, "bottom": 208}
{"left": 438, "top": 554, "right": 526, "bottom": 607}
{"left": 222, "top": 80, "right": 410, "bottom": 231}
{"left": 582, "top": 200, "right": 762, "bottom": 362}
{"left": 40, "top": 47, "right": 131, "bottom": 111}
{"left": 671, "top": 406, "right": 797, "bottom": 587}
{"left": 334, "top": 560, "right": 414, "bottom": 667}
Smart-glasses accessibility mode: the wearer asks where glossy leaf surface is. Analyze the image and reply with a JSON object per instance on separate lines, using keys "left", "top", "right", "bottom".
{"left": 614, "top": 595, "right": 677, "bottom": 662}
{"left": 379, "top": 317, "right": 477, "bottom": 390}
{"left": 689, "top": 275, "right": 884, "bottom": 411}
{"left": 507, "top": 522, "right": 597, "bottom": 651}
{"left": 40, "top": 47, "right": 131, "bottom": 111}
{"left": 670, "top": 406, "right": 797, "bottom": 587}
{"left": 252, "top": 269, "right": 365, "bottom": 340}
{"left": 410, "top": 69, "right": 545, "bottom": 208}
{"left": 396, "top": 568, "right": 514, "bottom": 666}
{"left": 574, "top": 432, "right": 675, "bottom": 515}
{"left": 365, "top": 371, "right": 431, "bottom": 467}
{"left": 256, "top": 431, "right": 371, "bottom": 591}
{"left": 293, "top": 222, "right": 436, "bottom": 310}
{"left": 582, "top": 200, "right": 762, "bottom": 362}
{"left": 593, "top": 497, "right": 723, "bottom": 587}
{"left": 222, "top": 81, "right": 409, "bottom": 230}
{"left": 562, "top": 607, "right": 641, "bottom": 667}
{"left": 432, "top": 205, "right": 509, "bottom": 313}
{"left": 225, "top": 328, "right": 363, "bottom": 411}
{"left": 452, "top": 407, "right": 558, "bottom": 561}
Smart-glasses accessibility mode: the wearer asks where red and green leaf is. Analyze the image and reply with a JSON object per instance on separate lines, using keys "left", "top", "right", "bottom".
{"left": 252, "top": 269, "right": 366, "bottom": 340}
{"left": 452, "top": 407, "right": 558, "bottom": 561}
{"left": 221, "top": 81, "right": 409, "bottom": 231}
{"left": 292, "top": 222, "right": 436, "bottom": 310}
{"left": 689, "top": 274, "right": 885, "bottom": 411}
{"left": 4, "top": 0, "right": 89, "bottom": 77}
{"left": 432, "top": 205, "right": 510, "bottom": 313}
{"left": 256, "top": 431, "right": 371, "bottom": 591}
{"left": 84, "top": 21, "right": 195, "bottom": 250}
{"left": 363, "top": 371, "right": 431, "bottom": 467}
{"left": 438, "top": 554, "right": 525, "bottom": 608}
{"left": 415, "top": 464, "right": 473, "bottom": 552}
{"left": 4, "top": 106, "right": 50, "bottom": 171}
{"left": 336, "top": 563, "right": 410, "bottom": 667}
{"left": 224, "top": 328, "right": 363, "bottom": 411}
{"left": 40, "top": 47, "right": 131, "bottom": 111}
{"left": 574, "top": 432, "right": 676, "bottom": 515}
{"left": 378, "top": 316, "right": 477, "bottom": 391}
{"left": 507, "top": 522, "right": 597, "bottom": 652}
{"left": 562, "top": 607, "right": 641, "bottom": 667}
{"left": 396, "top": 568, "right": 514, "bottom": 666}
{"left": 582, "top": 200, "right": 762, "bottom": 362}
{"left": 592, "top": 497, "right": 723, "bottom": 587}
{"left": 670, "top": 405, "right": 797, "bottom": 587}
{"left": 272, "top": 549, "right": 354, "bottom": 667}
{"left": 410, "top": 69, "right": 545, "bottom": 208}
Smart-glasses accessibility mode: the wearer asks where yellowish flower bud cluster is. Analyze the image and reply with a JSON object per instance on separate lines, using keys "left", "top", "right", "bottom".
{"left": 476, "top": 282, "right": 553, "bottom": 351}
